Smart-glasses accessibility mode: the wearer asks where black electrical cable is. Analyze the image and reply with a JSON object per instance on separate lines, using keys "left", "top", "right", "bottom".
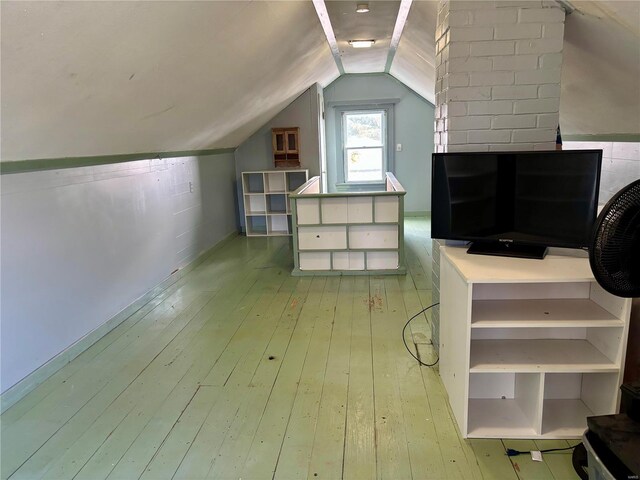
{"left": 401, "top": 303, "right": 439, "bottom": 367}
{"left": 506, "top": 444, "right": 581, "bottom": 456}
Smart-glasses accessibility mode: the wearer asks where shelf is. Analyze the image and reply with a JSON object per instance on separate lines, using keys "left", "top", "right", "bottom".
{"left": 267, "top": 215, "right": 289, "bottom": 235}
{"left": 441, "top": 246, "right": 594, "bottom": 283}
{"left": 287, "top": 172, "right": 308, "bottom": 191}
{"left": 242, "top": 170, "right": 307, "bottom": 238}
{"left": 468, "top": 399, "right": 538, "bottom": 438}
{"left": 470, "top": 339, "right": 617, "bottom": 373}
{"left": 541, "top": 399, "right": 592, "bottom": 438}
{"left": 265, "top": 172, "right": 286, "bottom": 193}
{"left": 471, "top": 299, "right": 623, "bottom": 328}
{"left": 246, "top": 216, "right": 267, "bottom": 236}
{"left": 243, "top": 173, "right": 264, "bottom": 194}
{"left": 244, "top": 194, "right": 266, "bottom": 215}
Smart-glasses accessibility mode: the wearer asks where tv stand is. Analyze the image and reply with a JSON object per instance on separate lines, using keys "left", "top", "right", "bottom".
{"left": 439, "top": 246, "right": 632, "bottom": 439}
{"left": 467, "top": 241, "right": 548, "bottom": 259}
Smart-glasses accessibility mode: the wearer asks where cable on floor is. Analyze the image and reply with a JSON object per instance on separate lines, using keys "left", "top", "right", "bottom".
{"left": 506, "top": 444, "right": 581, "bottom": 456}
{"left": 401, "top": 303, "right": 439, "bottom": 367}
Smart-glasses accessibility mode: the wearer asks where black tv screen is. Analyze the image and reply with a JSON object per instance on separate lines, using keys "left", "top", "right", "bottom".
{"left": 431, "top": 150, "right": 602, "bottom": 256}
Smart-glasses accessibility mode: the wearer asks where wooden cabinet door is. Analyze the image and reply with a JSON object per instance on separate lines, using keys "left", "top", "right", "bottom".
{"left": 285, "top": 129, "right": 299, "bottom": 154}
{"left": 272, "top": 130, "right": 286, "bottom": 154}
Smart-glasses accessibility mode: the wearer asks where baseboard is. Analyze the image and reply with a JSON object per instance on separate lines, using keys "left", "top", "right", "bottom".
{"left": 405, "top": 210, "right": 430, "bottom": 217}
{"left": 0, "top": 230, "right": 238, "bottom": 413}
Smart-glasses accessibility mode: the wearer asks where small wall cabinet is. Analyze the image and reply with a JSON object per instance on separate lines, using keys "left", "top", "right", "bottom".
{"left": 439, "top": 246, "right": 632, "bottom": 439}
{"left": 242, "top": 169, "right": 308, "bottom": 236}
{"left": 272, "top": 127, "right": 300, "bottom": 168}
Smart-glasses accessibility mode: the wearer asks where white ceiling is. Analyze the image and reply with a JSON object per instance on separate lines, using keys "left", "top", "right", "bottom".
{"left": 1, "top": 0, "right": 638, "bottom": 162}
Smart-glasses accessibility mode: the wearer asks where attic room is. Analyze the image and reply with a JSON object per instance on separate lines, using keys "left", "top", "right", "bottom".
{"left": 1, "top": 0, "right": 639, "bottom": 479}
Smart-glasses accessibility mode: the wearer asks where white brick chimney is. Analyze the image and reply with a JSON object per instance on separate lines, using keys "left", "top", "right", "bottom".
{"left": 431, "top": 0, "right": 566, "bottom": 350}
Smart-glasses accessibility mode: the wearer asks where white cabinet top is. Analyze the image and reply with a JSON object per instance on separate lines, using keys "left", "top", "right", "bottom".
{"left": 440, "top": 246, "right": 594, "bottom": 283}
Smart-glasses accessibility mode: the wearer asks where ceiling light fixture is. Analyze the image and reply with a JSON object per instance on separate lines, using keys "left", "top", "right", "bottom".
{"left": 356, "top": 3, "right": 370, "bottom": 13}
{"left": 349, "top": 40, "right": 375, "bottom": 48}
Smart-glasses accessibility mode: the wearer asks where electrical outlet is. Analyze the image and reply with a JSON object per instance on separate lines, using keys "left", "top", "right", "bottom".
{"left": 396, "top": 143, "right": 402, "bottom": 152}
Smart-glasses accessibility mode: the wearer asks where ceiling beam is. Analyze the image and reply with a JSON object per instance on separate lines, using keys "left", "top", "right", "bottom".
{"left": 385, "top": 0, "right": 413, "bottom": 73}
{"left": 312, "top": 0, "right": 345, "bottom": 75}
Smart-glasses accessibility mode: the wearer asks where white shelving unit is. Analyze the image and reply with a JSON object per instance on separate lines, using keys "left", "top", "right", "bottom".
{"left": 242, "top": 169, "right": 308, "bottom": 236}
{"left": 439, "top": 246, "right": 632, "bottom": 439}
{"left": 289, "top": 174, "right": 406, "bottom": 275}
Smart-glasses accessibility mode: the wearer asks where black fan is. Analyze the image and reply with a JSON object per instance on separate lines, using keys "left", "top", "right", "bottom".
{"left": 589, "top": 179, "right": 640, "bottom": 297}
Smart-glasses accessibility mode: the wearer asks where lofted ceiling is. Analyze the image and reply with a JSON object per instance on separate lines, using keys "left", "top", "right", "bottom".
{"left": 1, "top": 0, "right": 638, "bottom": 162}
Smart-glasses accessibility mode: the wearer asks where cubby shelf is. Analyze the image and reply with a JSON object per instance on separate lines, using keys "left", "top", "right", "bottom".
{"left": 242, "top": 169, "right": 308, "bottom": 237}
{"left": 439, "top": 246, "right": 632, "bottom": 439}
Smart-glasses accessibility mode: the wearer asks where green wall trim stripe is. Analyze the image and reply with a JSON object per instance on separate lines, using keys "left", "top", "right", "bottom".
{"left": 0, "top": 148, "right": 237, "bottom": 175}
{"left": 563, "top": 134, "right": 640, "bottom": 142}
{"left": 0, "top": 230, "right": 238, "bottom": 412}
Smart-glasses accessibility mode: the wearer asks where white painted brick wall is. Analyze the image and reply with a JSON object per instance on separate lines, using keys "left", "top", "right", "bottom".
{"left": 491, "top": 114, "right": 537, "bottom": 129}
{"left": 469, "top": 71, "right": 514, "bottom": 86}
{"left": 468, "top": 129, "right": 512, "bottom": 143}
{"left": 491, "top": 54, "right": 539, "bottom": 71}
{"left": 564, "top": 141, "right": 640, "bottom": 204}
{"left": 432, "top": 0, "right": 566, "bottom": 349}
{"left": 492, "top": 85, "right": 538, "bottom": 99}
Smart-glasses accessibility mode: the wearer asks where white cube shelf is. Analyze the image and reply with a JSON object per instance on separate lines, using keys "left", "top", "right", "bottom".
{"left": 439, "top": 246, "right": 632, "bottom": 439}
{"left": 241, "top": 169, "right": 308, "bottom": 237}
{"left": 289, "top": 174, "right": 406, "bottom": 275}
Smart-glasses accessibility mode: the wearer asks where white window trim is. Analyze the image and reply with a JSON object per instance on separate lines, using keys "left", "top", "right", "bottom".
{"left": 332, "top": 103, "right": 395, "bottom": 187}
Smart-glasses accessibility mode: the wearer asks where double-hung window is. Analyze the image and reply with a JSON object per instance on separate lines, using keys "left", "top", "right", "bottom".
{"left": 343, "top": 110, "right": 387, "bottom": 183}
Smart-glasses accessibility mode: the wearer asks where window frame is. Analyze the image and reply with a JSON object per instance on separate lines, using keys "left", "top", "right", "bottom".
{"left": 342, "top": 109, "right": 387, "bottom": 184}
{"left": 333, "top": 103, "right": 395, "bottom": 187}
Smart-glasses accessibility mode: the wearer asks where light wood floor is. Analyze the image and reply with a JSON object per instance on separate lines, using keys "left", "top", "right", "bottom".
{"left": 1, "top": 218, "right": 579, "bottom": 479}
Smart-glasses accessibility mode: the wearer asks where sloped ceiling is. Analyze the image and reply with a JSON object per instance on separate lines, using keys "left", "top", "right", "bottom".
{"left": 1, "top": 1, "right": 339, "bottom": 161}
{"left": 1, "top": 1, "right": 638, "bottom": 162}
{"left": 560, "top": 1, "right": 640, "bottom": 135}
{"left": 390, "top": 1, "right": 438, "bottom": 104}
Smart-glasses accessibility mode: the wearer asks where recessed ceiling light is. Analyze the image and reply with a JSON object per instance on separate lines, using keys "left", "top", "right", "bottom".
{"left": 349, "top": 40, "right": 375, "bottom": 48}
{"left": 356, "top": 3, "right": 370, "bottom": 13}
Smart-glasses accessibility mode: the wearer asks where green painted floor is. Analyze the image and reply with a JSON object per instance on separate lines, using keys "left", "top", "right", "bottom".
{"left": 1, "top": 218, "right": 579, "bottom": 479}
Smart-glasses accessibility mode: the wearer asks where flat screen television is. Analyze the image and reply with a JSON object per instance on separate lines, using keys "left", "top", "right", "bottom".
{"left": 431, "top": 150, "right": 602, "bottom": 259}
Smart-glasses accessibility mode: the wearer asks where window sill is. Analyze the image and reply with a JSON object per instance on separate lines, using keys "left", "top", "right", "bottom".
{"left": 335, "top": 182, "right": 386, "bottom": 193}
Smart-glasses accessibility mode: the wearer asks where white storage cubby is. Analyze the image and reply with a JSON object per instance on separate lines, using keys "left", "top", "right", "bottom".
{"left": 241, "top": 169, "right": 308, "bottom": 237}
{"left": 289, "top": 174, "right": 406, "bottom": 275}
{"left": 439, "top": 246, "right": 632, "bottom": 439}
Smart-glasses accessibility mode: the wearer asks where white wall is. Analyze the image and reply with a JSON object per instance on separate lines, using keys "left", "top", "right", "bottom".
{"left": 563, "top": 141, "right": 640, "bottom": 203}
{"left": 235, "top": 84, "right": 322, "bottom": 230}
{"left": 0, "top": 153, "right": 237, "bottom": 393}
{"left": 323, "top": 73, "right": 435, "bottom": 213}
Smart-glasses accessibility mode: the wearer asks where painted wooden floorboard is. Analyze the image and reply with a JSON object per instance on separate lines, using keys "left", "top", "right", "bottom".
{"left": 341, "top": 276, "right": 377, "bottom": 480}
{"left": 4, "top": 290, "right": 214, "bottom": 480}
{"left": 369, "top": 277, "right": 413, "bottom": 480}
{"left": 386, "top": 277, "right": 448, "bottom": 479}
{"left": 104, "top": 270, "right": 287, "bottom": 479}
{"left": 1, "top": 220, "right": 580, "bottom": 480}
{"left": 238, "top": 277, "right": 336, "bottom": 479}
{"left": 306, "top": 277, "right": 354, "bottom": 480}
{"left": 72, "top": 264, "right": 275, "bottom": 479}
{"left": 271, "top": 277, "right": 340, "bottom": 479}
{"left": 469, "top": 439, "right": 519, "bottom": 480}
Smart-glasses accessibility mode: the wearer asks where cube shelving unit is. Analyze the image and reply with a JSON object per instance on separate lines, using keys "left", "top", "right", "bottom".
{"left": 439, "top": 246, "right": 632, "bottom": 439}
{"left": 289, "top": 174, "right": 407, "bottom": 275}
{"left": 242, "top": 169, "right": 308, "bottom": 236}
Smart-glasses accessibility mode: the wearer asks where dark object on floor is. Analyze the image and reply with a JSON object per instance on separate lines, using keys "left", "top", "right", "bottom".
{"left": 571, "top": 443, "right": 588, "bottom": 480}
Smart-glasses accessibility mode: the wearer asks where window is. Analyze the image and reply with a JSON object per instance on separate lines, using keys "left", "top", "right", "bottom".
{"left": 343, "top": 110, "right": 387, "bottom": 183}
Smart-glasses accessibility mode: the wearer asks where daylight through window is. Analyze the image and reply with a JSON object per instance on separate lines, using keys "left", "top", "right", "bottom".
{"left": 343, "top": 110, "right": 386, "bottom": 183}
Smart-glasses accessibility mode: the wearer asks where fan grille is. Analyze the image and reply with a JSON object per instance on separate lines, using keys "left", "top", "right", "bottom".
{"left": 589, "top": 179, "right": 640, "bottom": 298}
